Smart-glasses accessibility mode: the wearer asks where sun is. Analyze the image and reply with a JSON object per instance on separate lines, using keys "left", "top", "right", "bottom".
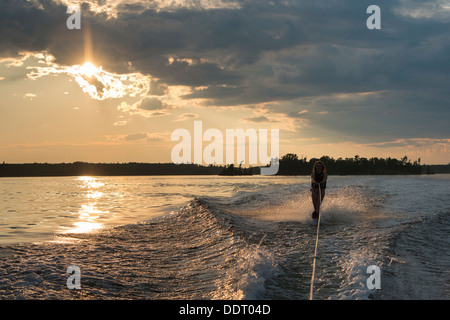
{"left": 80, "top": 62, "right": 99, "bottom": 77}
{"left": 66, "top": 61, "right": 150, "bottom": 100}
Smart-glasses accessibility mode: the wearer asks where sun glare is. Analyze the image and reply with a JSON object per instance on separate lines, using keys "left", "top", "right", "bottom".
{"left": 80, "top": 62, "right": 98, "bottom": 77}
{"left": 56, "top": 60, "right": 151, "bottom": 100}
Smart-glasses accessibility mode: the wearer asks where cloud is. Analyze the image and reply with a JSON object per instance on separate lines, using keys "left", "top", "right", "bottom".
{"left": 23, "top": 93, "right": 37, "bottom": 100}
{"left": 393, "top": 0, "right": 450, "bottom": 21}
{"left": 138, "top": 97, "right": 165, "bottom": 110}
{"left": 146, "top": 132, "right": 167, "bottom": 142}
{"left": 149, "top": 111, "right": 170, "bottom": 117}
{"left": 174, "top": 113, "right": 198, "bottom": 121}
{"left": 123, "top": 132, "right": 147, "bottom": 141}
{"left": 243, "top": 115, "right": 279, "bottom": 123}
{"left": 109, "top": 131, "right": 168, "bottom": 142}
{"left": 1, "top": 0, "right": 449, "bottom": 150}
{"left": 148, "top": 79, "right": 168, "bottom": 96}
{"left": 4, "top": 0, "right": 449, "bottom": 102}
{"left": 259, "top": 90, "right": 450, "bottom": 145}
{"left": 58, "top": 0, "right": 242, "bottom": 18}
{"left": 117, "top": 96, "right": 173, "bottom": 117}
{"left": 367, "top": 138, "right": 450, "bottom": 149}
{"left": 25, "top": 56, "right": 151, "bottom": 100}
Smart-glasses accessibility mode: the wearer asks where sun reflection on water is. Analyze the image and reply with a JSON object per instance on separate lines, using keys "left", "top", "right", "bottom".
{"left": 63, "top": 176, "right": 109, "bottom": 234}
{"left": 77, "top": 176, "right": 105, "bottom": 189}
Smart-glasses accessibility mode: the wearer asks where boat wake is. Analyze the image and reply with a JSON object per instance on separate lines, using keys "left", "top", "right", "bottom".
{"left": 0, "top": 180, "right": 447, "bottom": 300}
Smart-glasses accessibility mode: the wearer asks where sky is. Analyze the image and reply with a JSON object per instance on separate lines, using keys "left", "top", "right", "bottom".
{"left": 0, "top": 0, "right": 449, "bottom": 165}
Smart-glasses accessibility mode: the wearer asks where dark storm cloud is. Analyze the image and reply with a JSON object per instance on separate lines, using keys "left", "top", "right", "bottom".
{"left": 0, "top": 0, "right": 66, "bottom": 56}
{"left": 2, "top": 0, "right": 448, "bottom": 91}
{"left": 0, "top": 0, "right": 306, "bottom": 85}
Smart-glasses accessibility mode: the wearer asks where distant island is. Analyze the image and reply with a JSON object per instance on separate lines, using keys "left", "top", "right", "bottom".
{"left": 0, "top": 162, "right": 223, "bottom": 177}
{"left": 0, "top": 154, "right": 448, "bottom": 177}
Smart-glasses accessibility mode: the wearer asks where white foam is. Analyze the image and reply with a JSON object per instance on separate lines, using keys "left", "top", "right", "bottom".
{"left": 211, "top": 244, "right": 277, "bottom": 300}
{"left": 229, "top": 186, "right": 376, "bottom": 225}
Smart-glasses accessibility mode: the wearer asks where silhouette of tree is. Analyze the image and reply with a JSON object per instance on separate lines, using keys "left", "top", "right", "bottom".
{"left": 276, "top": 154, "right": 426, "bottom": 175}
{"left": 0, "top": 155, "right": 446, "bottom": 177}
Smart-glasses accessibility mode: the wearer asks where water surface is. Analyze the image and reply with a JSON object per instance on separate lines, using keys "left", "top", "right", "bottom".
{"left": 0, "top": 175, "right": 448, "bottom": 299}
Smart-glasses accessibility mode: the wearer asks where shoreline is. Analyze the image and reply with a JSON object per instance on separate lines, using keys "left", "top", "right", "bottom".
{"left": 1, "top": 172, "right": 448, "bottom": 178}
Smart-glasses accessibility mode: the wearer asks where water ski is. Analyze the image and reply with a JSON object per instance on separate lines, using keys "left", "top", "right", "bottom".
{"left": 310, "top": 211, "right": 323, "bottom": 226}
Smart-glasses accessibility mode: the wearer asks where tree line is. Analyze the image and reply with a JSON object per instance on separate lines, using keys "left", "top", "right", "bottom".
{"left": 0, "top": 162, "right": 223, "bottom": 177}
{"left": 0, "top": 155, "right": 447, "bottom": 177}
{"left": 275, "top": 154, "right": 440, "bottom": 175}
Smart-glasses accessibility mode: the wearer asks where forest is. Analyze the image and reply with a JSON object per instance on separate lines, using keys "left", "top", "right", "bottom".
{"left": 0, "top": 155, "right": 447, "bottom": 177}
{"left": 274, "top": 154, "right": 426, "bottom": 175}
{"left": 0, "top": 162, "right": 223, "bottom": 177}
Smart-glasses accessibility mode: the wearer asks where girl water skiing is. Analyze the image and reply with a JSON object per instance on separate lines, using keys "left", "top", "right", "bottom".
{"left": 311, "top": 161, "right": 327, "bottom": 219}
